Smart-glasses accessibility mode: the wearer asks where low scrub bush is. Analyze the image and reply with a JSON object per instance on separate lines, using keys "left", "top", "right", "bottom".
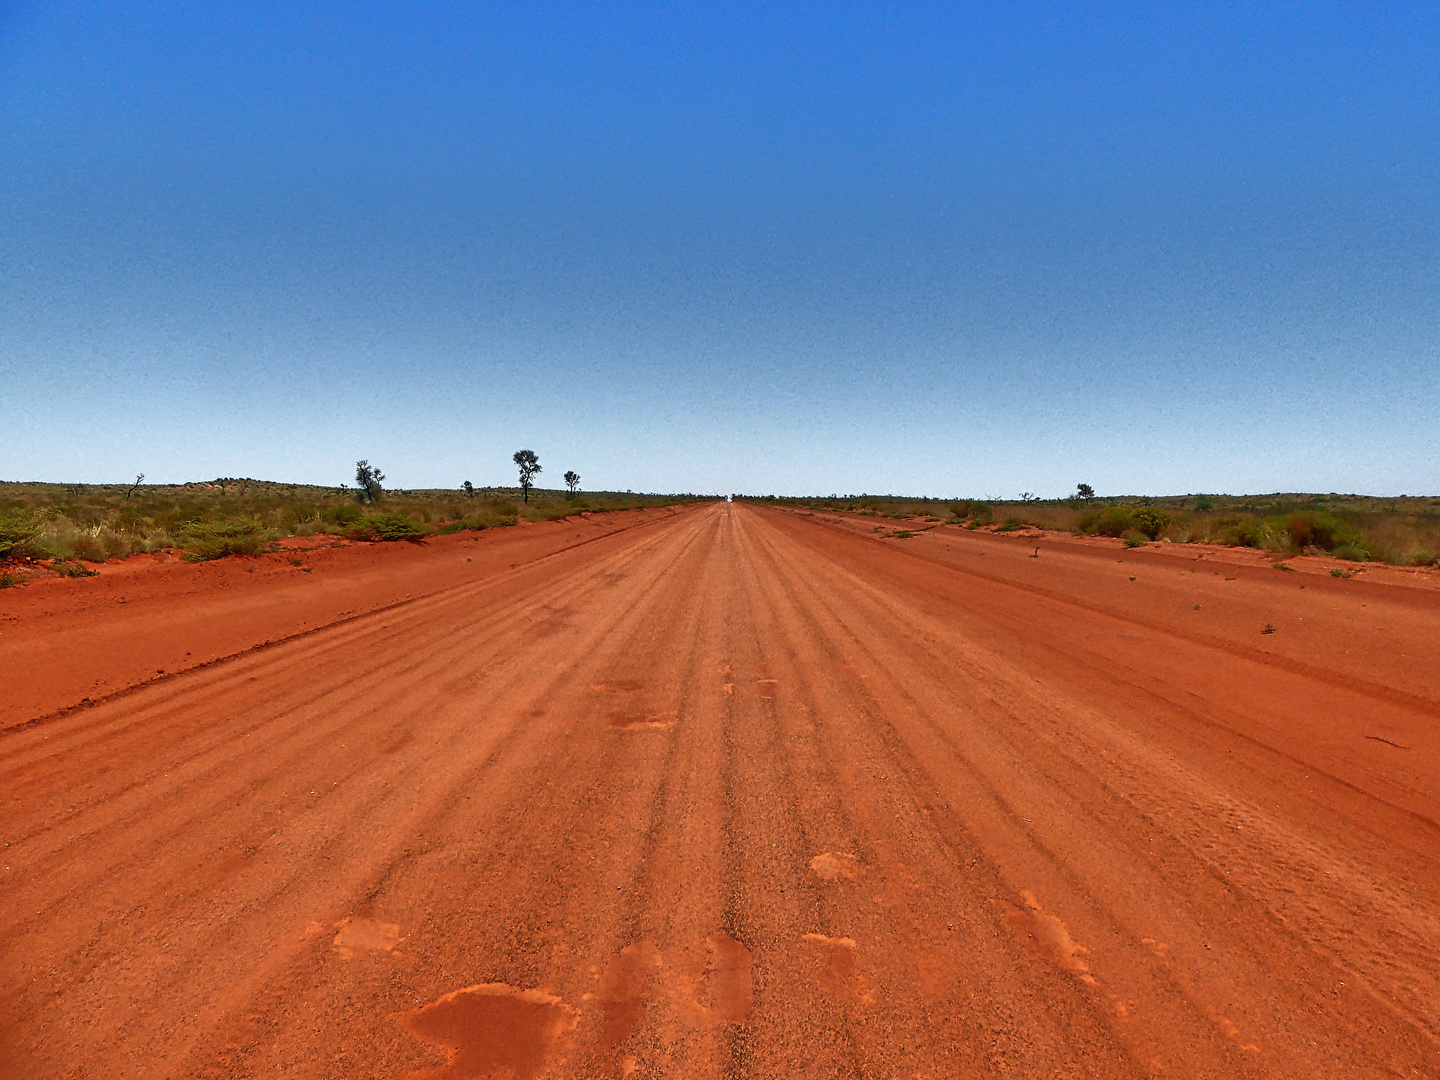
{"left": 1123, "top": 531, "right": 1147, "bottom": 548}
{"left": 530, "top": 503, "right": 583, "bottom": 522}
{"left": 49, "top": 558, "right": 98, "bottom": 578}
{"left": 104, "top": 531, "right": 133, "bottom": 559}
{"left": 1407, "top": 549, "right": 1436, "bottom": 567}
{"left": 0, "top": 510, "right": 37, "bottom": 557}
{"left": 450, "top": 511, "right": 519, "bottom": 531}
{"left": 1131, "top": 508, "right": 1171, "bottom": 539}
{"left": 1331, "top": 543, "right": 1369, "bottom": 562}
{"left": 1077, "top": 506, "right": 1134, "bottom": 538}
{"left": 1081, "top": 506, "right": 1168, "bottom": 540}
{"left": 1217, "top": 518, "right": 1267, "bottom": 548}
{"left": 371, "top": 511, "right": 427, "bottom": 541}
{"left": 1279, "top": 510, "right": 1352, "bottom": 552}
{"left": 180, "top": 521, "right": 268, "bottom": 561}
{"left": 326, "top": 504, "right": 364, "bottom": 527}
{"left": 69, "top": 534, "right": 107, "bottom": 562}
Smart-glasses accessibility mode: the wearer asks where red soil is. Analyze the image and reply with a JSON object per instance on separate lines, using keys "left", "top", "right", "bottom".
{"left": 2, "top": 501, "right": 1437, "bottom": 1077}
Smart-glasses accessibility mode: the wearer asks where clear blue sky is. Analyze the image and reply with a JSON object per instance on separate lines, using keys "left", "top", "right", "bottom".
{"left": 2, "top": 2, "right": 1436, "bottom": 496}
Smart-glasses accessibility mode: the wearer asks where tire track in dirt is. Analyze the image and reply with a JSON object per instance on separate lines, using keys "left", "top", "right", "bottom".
{"left": 2, "top": 506, "right": 692, "bottom": 738}
{"left": 789, "top": 509, "right": 1440, "bottom": 720}
{"left": 2, "top": 510, "right": 720, "bottom": 1078}
{"left": 2, "top": 502, "right": 1437, "bottom": 1078}
{"left": 745, "top": 506, "right": 1440, "bottom": 1074}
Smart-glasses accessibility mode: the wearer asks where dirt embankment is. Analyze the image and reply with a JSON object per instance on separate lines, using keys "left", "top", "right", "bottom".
{"left": 2, "top": 501, "right": 1437, "bottom": 1078}
{"left": 0, "top": 506, "right": 688, "bottom": 731}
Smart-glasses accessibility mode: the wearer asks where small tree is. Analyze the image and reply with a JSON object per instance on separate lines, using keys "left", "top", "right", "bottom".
{"left": 1076, "top": 483, "right": 1096, "bottom": 501}
{"left": 563, "top": 470, "right": 580, "bottom": 498}
{"left": 126, "top": 473, "right": 145, "bottom": 500}
{"left": 462, "top": 480, "right": 475, "bottom": 498}
{"left": 355, "top": 460, "right": 385, "bottom": 504}
{"left": 513, "top": 450, "right": 541, "bottom": 502}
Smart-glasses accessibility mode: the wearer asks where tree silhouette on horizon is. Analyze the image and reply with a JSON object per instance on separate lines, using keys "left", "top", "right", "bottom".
{"left": 513, "top": 450, "right": 541, "bottom": 502}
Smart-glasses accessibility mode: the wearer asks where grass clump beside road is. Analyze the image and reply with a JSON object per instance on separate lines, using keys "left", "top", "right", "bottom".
{"left": 746, "top": 492, "right": 1440, "bottom": 568}
{"left": 0, "top": 480, "right": 702, "bottom": 571}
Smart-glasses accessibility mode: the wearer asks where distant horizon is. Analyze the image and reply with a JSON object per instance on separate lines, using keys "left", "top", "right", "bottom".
{"left": 3, "top": 476, "right": 1435, "bottom": 503}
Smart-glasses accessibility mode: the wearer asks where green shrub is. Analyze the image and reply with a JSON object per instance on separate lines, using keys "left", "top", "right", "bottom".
{"left": 180, "top": 521, "right": 268, "bottom": 560}
{"left": 1131, "top": 508, "right": 1171, "bottom": 539}
{"left": 993, "top": 518, "right": 1029, "bottom": 532}
{"left": 103, "top": 532, "right": 133, "bottom": 559}
{"left": 1217, "top": 518, "right": 1266, "bottom": 548}
{"left": 481, "top": 512, "right": 518, "bottom": 528}
{"left": 326, "top": 504, "right": 363, "bottom": 527}
{"left": 372, "top": 511, "right": 427, "bottom": 541}
{"left": 50, "top": 558, "right": 98, "bottom": 578}
{"left": 70, "top": 534, "right": 106, "bottom": 562}
{"left": 1192, "top": 495, "right": 1215, "bottom": 511}
{"left": 1331, "top": 543, "right": 1369, "bottom": 562}
{"left": 0, "top": 510, "right": 37, "bottom": 557}
{"left": 1123, "top": 532, "right": 1146, "bottom": 548}
{"left": 1078, "top": 506, "right": 1133, "bottom": 538}
{"left": 1406, "top": 550, "right": 1436, "bottom": 567}
{"left": 1279, "top": 510, "right": 1350, "bottom": 551}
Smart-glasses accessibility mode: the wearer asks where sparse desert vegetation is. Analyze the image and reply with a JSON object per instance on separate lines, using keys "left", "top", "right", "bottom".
{"left": 0, "top": 478, "right": 702, "bottom": 573}
{"left": 743, "top": 491, "right": 1440, "bottom": 567}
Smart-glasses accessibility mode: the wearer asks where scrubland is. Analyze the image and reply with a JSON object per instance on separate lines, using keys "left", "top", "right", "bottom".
{"left": 0, "top": 479, "right": 701, "bottom": 573}
{"left": 755, "top": 492, "right": 1440, "bottom": 567}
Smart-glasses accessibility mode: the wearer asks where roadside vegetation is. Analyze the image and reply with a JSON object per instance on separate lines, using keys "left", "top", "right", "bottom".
{"left": 742, "top": 491, "right": 1440, "bottom": 567}
{"left": 0, "top": 476, "right": 702, "bottom": 573}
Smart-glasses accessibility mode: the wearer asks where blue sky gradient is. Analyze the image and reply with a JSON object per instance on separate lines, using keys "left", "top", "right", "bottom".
{"left": 2, "top": 2, "right": 1437, "bottom": 495}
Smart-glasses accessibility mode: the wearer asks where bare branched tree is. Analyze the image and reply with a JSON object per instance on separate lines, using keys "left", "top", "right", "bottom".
{"left": 126, "top": 473, "right": 144, "bottom": 500}
{"left": 513, "top": 450, "right": 541, "bottom": 502}
{"left": 563, "top": 470, "right": 580, "bottom": 497}
{"left": 355, "top": 460, "right": 385, "bottom": 504}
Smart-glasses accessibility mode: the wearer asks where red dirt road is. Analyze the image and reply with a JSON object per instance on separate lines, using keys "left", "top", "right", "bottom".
{"left": 3, "top": 502, "right": 1438, "bottom": 1078}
